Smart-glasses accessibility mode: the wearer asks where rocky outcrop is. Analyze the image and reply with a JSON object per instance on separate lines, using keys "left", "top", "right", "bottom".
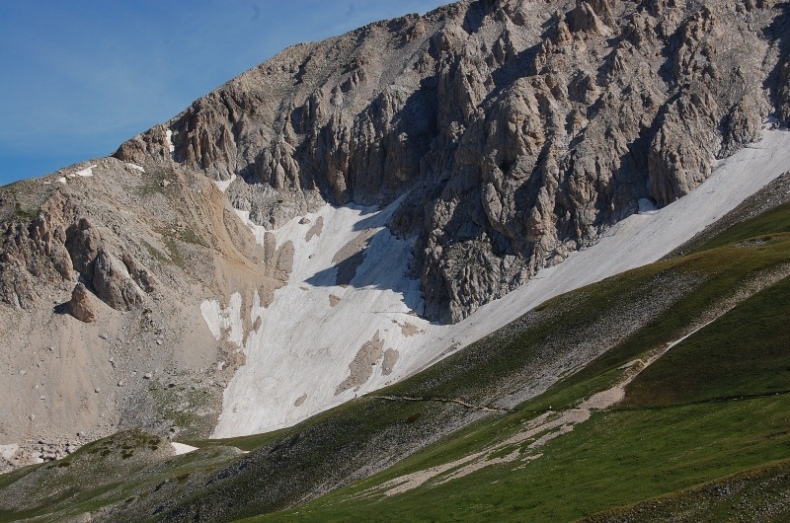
{"left": 0, "top": 192, "right": 74, "bottom": 308}
{"left": 0, "top": 191, "right": 150, "bottom": 312}
{"left": 114, "top": 0, "right": 790, "bottom": 322}
{"left": 68, "top": 282, "right": 96, "bottom": 323}
{"left": 91, "top": 249, "right": 145, "bottom": 310}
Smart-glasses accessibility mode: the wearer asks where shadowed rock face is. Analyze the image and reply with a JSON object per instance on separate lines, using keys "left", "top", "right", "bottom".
{"left": 115, "top": 0, "right": 790, "bottom": 322}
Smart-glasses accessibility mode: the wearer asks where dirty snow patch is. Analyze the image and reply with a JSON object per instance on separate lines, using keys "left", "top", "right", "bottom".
{"left": 201, "top": 293, "right": 244, "bottom": 348}
{"left": 0, "top": 444, "right": 19, "bottom": 461}
{"left": 126, "top": 163, "right": 145, "bottom": 173}
{"left": 233, "top": 209, "right": 268, "bottom": 246}
{"left": 75, "top": 165, "right": 96, "bottom": 177}
{"left": 76, "top": 167, "right": 94, "bottom": 177}
{"left": 214, "top": 174, "right": 237, "bottom": 193}
{"left": 208, "top": 197, "right": 430, "bottom": 438}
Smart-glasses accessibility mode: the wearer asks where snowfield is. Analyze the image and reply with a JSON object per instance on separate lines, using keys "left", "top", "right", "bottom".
{"left": 205, "top": 128, "right": 790, "bottom": 438}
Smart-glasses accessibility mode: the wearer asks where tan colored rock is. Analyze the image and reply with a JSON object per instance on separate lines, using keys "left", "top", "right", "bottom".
{"left": 69, "top": 283, "right": 96, "bottom": 323}
{"left": 0, "top": 192, "right": 76, "bottom": 308}
{"left": 568, "top": 1, "right": 611, "bottom": 36}
{"left": 65, "top": 218, "right": 102, "bottom": 277}
{"left": 335, "top": 331, "right": 385, "bottom": 395}
{"left": 92, "top": 249, "right": 144, "bottom": 310}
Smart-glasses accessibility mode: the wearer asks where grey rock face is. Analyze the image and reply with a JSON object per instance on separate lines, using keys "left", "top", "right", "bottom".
{"left": 91, "top": 249, "right": 144, "bottom": 311}
{"left": 114, "top": 0, "right": 790, "bottom": 322}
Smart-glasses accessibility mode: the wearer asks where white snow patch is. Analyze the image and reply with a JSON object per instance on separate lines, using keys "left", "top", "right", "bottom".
{"left": 165, "top": 129, "right": 175, "bottom": 154}
{"left": 208, "top": 197, "right": 429, "bottom": 438}
{"left": 56, "top": 177, "right": 67, "bottom": 184}
{"left": 126, "top": 163, "right": 145, "bottom": 173}
{"left": 75, "top": 164, "right": 96, "bottom": 177}
{"left": 0, "top": 444, "right": 19, "bottom": 461}
{"left": 233, "top": 209, "right": 268, "bottom": 246}
{"left": 171, "top": 442, "right": 198, "bottom": 455}
{"left": 207, "top": 129, "right": 790, "bottom": 439}
{"left": 214, "top": 174, "right": 237, "bottom": 193}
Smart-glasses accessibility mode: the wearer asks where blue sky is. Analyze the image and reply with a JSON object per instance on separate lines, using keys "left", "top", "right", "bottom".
{"left": 0, "top": 1, "right": 448, "bottom": 185}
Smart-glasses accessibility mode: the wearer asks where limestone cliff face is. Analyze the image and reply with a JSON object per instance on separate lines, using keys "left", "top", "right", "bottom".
{"left": 115, "top": 0, "right": 790, "bottom": 322}
{"left": 0, "top": 191, "right": 77, "bottom": 309}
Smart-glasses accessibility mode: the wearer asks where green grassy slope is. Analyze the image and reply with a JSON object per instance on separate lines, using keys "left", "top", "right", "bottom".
{"left": 687, "top": 200, "right": 790, "bottom": 254}
{"left": 583, "top": 459, "right": 790, "bottom": 522}
{"left": 622, "top": 274, "right": 790, "bottom": 408}
{"left": 0, "top": 431, "right": 242, "bottom": 523}
{"left": 246, "top": 395, "right": 790, "bottom": 522}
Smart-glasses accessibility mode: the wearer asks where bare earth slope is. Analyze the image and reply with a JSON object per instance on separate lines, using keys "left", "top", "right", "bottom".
{"left": 0, "top": 160, "right": 284, "bottom": 470}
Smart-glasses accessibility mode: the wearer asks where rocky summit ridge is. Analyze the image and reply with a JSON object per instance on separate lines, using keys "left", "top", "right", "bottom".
{"left": 1, "top": 0, "right": 790, "bottom": 472}
{"left": 116, "top": 0, "right": 790, "bottom": 323}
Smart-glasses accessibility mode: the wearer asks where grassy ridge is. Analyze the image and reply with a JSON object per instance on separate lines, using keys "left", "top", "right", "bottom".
{"left": 623, "top": 274, "right": 790, "bottom": 408}
{"left": 583, "top": 458, "right": 790, "bottom": 522}
{"left": 688, "top": 201, "right": 790, "bottom": 254}
{"left": 536, "top": 236, "right": 790, "bottom": 415}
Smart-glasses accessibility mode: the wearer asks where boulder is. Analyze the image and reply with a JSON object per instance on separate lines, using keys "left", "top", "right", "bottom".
{"left": 69, "top": 283, "right": 96, "bottom": 323}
